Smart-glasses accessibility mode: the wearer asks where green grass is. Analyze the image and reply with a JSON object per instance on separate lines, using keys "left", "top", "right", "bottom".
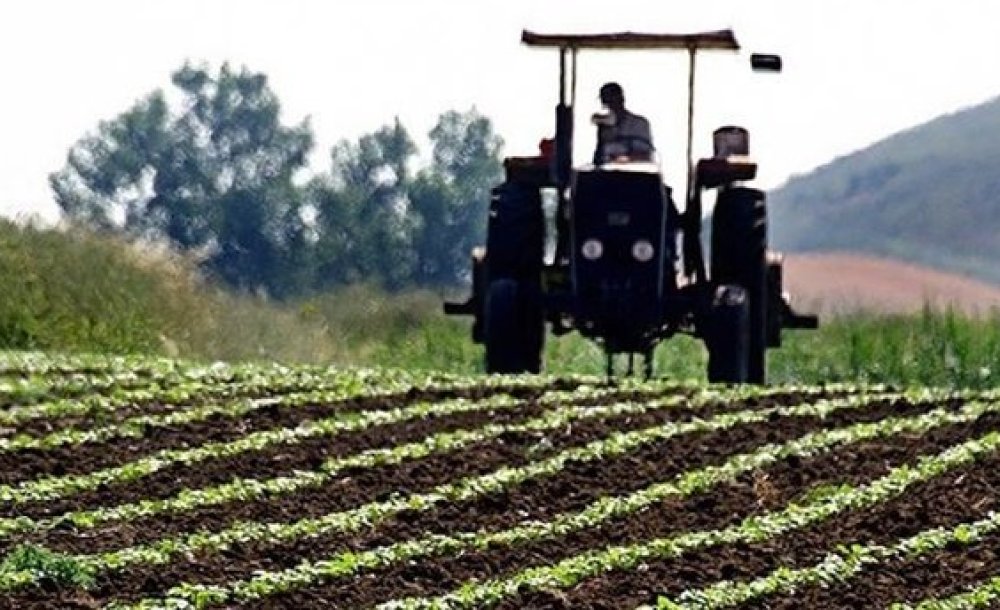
{"left": 0, "top": 220, "right": 335, "bottom": 363}
{"left": 355, "top": 303, "right": 1000, "bottom": 389}
{"left": 768, "top": 306, "right": 1000, "bottom": 388}
{"left": 0, "top": 219, "right": 996, "bottom": 388}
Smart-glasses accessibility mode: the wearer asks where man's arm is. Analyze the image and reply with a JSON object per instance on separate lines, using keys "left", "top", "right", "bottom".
{"left": 635, "top": 115, "right": 654, "bottom": 151}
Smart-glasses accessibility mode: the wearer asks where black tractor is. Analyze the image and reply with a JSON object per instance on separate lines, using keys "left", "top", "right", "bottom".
{"left": 445, "top": 29, "right": 817, "bottom": 383}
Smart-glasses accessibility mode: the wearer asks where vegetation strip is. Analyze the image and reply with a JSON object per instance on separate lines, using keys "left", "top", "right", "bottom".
{"left": 0, "top": 392, "right": 546, "bottom": 506}
{"left": 0, "top": 371, "right": 341, "bottom": 431}
{"left": 0, "top": 390, "right": 881, "bottom": 592}
{"left": 78, "top": 393, "right": 901, "bottom": 570}
{"left": 0, "top": 367, "right": 572, "bottom": 430}
{"left": 0, "top": 389, "right": 687, "bottom": 538}
{"left": 0, "top": 352, "right": 183, "bottom": 377}
{"left": 366, "top": 424, "right": 1000, "bottom": 610}
{"left": 77, "top": 391, "right": 928, "bottom": 605}
{"left": 0, "top": 377, "right": 528, "bottom": 452}
{"left": 0, "top": 382, "right": 833, "bottom": 508}
{"left": 0, "top": 371, "right": 188, "bottom": 406}
{"left": 0, "top": 365, "right": 373, "bottom": 429}
{"left": 891, "top": 573, "right": 1000, "bottom": 610}
{"left": 2, "top": 384, "right": 843, "bottom": 545}
{"left": 653, "top": 508, "right": 1000, "bottom": 609}
{"left": 0, "top": 359, "right": 304, "bottom": 405}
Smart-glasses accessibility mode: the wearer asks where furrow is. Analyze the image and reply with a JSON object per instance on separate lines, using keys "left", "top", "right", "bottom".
{"left": 0, "top": 367, "right": 579, "bottom": 432}
{"left": 0, "top": 383, "right": 841, "bottom": 513}
{"left": 367, "top": 404, "right": 1000, "bottom": 610}
{"left": 68, "top": 391, "right": 930, "bottom": 606}
{"left": 656, "top": 509, "right": 1000, "bottom": 609}
{"left": 0, "top": 387, "right": 688, "bottom": 540}
{"left": 892, "top": 574, "right": 1000, "bottom": 610}
{"left": 0, "top": 393, "right": 540, "bottom": 507}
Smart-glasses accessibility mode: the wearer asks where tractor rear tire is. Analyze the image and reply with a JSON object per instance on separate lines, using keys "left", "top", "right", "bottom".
{"left": 706, "top": 284, "right": 750, "bottom": 384}
{"left": 712, "top": 187, "right": 768, "bottom": 384}
{"left": 484, "top": 278, "right": 544, "bottom": 374}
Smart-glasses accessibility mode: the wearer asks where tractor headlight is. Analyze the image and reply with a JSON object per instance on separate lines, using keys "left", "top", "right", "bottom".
{"left": 632, "top": 239, "right": 655, "bottom": 262}
{"left": 581, "top": 239, "right": 603, "bottom": 260}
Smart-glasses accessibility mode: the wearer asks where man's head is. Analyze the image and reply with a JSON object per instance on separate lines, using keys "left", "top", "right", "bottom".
{"left": 599, "top": 82, "right": 625, "bottom": 113}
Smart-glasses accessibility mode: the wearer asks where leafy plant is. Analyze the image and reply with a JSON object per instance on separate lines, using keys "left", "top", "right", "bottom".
{"left": 0, "top": 544, "right": 95, "bottom": 590}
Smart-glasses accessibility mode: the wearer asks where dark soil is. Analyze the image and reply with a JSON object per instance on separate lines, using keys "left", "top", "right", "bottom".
{"left": 2, "top": 387, "right": 829, "bottom": 524}
{"left": 23, "top": 387, "right": 828, "bottom": 553}
{"left": 0, "top": 385, "right": 976, "bottom": 610}
{"left": 7, "top": 380, "right": 332, "bottom": 437}
{"left": 252, "top": 407, "right": 1000, "bottom": 610}
{"left": 30, "top": 392, "right": 688, "bottom": 553}
{"left": 0, "top": 381, "right": 600, "bottom": 484}
{"left": 507, "top": 427, "right": 1000, "bottom": 609}
{"left": 61, "top": 396, "right": 942, "bottom": 606}
{"left": 759, "top": 476, "right": 1000, "bottom": 608}
{"left": 7, "top": 378, "right": 595, "bottom": 438}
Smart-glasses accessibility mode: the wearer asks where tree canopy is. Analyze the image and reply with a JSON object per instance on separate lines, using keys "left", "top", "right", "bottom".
{"left": 51, "top": 63, "right": 504, "bottom": 296}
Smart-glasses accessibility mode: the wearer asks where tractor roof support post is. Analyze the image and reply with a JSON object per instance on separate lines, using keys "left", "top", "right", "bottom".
{"left": 554, "top": 46, "right": 575, "bottom": 191}
{"left": 570, "top": 47, "right": 579, "bottom": 107}
{"left": 559, "top": 47, "right": 568, "bottom": 106}
{"left": 684, "top": 45, "right": 697, "bottom": 208}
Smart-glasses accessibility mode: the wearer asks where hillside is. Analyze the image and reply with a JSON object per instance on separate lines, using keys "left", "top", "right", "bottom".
{"left": 769, "top": 96, "right": 1000, "bottom": 284}
{"left": 782, "top": 252, "right": 1000, "bottom": 315}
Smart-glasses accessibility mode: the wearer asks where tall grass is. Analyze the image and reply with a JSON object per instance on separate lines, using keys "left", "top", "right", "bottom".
{"left": 0, "top": 219, "right": 996, "bottom": 388}
{"left": 769, "top": 306, "right": 1000, "bottom": 388}
{"left": 0, "top": 220, "right": 333, "bottom": 363}
{"left": 336, "top": 299, "right": 1000, "bottom": 389}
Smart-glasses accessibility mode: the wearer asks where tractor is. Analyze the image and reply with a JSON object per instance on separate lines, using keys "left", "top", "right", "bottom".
{"left": 445, "top": 29, "right": 817, "bottom": 383}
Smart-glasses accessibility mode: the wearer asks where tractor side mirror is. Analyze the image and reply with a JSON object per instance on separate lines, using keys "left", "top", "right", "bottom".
{"left": 751, "top": 54, "right": 782, "bottom": 72}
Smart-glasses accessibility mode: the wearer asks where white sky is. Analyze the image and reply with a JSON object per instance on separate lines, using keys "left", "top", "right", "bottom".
{"left": 2, "top": 0, "right": 999, "bottom": 220}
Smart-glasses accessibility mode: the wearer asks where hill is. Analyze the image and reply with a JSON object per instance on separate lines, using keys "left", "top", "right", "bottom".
{"left": 782, "top": 252, "right": 1000, "bottom": 315}
{"left": 769, "top": 96, "right": 1000, "bottom": 284}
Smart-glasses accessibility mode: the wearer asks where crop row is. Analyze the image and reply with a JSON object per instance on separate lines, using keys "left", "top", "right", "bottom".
{"left": 0, "top": 373, "right": 310, "bottom": 431}
{"left": 372, "top": 424, "right": 1000, "bottom": 610}
{"left": 0, "top": 371, "right": 567, "bottom": 452}
{"left": 0, "top": 352, "right": 183, "bottom": 377}
{"left": 0, "top": 389, "right": 898, "bottom": 592}
{"left": 0, "top": 389, "right": 362, "bottom": 452}
{"left": 87, "top": 392, "right": 904, "bottom": 573}
{"left": 0, "top": 360, "right": 325, "bottom": 410}
{"left": 0, "top": 380, "right": 847, "bottom": 507}
{"left": 0, "top": 386, "right": 678, "bottom": 538}
{"left": 73, "top": 390, "right": 976, "bottom": 608}
{"left": 0, "top": 391, "right": 538, "bottom": 506}
{"left": 0, "top": 365, "right": 572, "bottom": 430}
{"left": 0, "top": 369, "right": 190, "bottom": 406}
{"left": 0, "top": 383, "right": 868, "bottom": 541}
{"left": 2, "top": 371, "right": 862, "bottom": 433}
{"left": 654, "top": 507, "right": 1000, "bottom": 609}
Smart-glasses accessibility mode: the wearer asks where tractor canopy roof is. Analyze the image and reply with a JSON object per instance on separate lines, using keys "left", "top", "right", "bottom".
{"left": 521, "top": 29, "right": 740, "bottom": 51}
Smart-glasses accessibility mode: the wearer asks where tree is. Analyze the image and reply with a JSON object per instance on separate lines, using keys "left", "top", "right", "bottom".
{"left": 50, "top": 62, "right": 313, "bottom": 297}
{"left": 409, "top": 108, "right": 503, "bottom": 286}
{"left": 310, "top": 110, "right": 503, "bottom": 289}
{"left": 53, "top": 62, "right": 505, "bottom": 294}
{"left": 311, "top": 118, "right": 418, "bottom": 290}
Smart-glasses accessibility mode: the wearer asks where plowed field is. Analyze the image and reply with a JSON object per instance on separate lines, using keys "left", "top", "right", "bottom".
{"left": 0, "top": 352, "right": 998, "bottom": 609}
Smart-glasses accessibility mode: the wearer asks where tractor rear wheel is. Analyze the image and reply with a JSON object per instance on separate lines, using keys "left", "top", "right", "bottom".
{"left": 706, "top": 284, "right": 750, "bottom": 383}
{"left": 484, "top": 278, "right": 544, "bottom": 374}
{"left": 712, "top": 187, "right": 768, "bottom": 384}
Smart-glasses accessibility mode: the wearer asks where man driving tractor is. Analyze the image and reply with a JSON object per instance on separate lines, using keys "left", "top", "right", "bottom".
{"left": 592, "top": 82, "right": 655, "bottom": 163}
